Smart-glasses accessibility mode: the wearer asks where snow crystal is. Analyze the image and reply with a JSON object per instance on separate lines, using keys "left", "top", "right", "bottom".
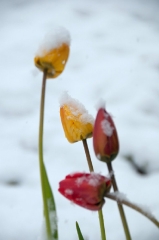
{"left": 36, "top": 26, "right": 71, "bottom": 56}
{"left": 101, "top": 119, "right": 114, "bottom": 136}
{"left": 65, "top": 189, "right": 73, "bottom": 195}
{"left": 59, "top": 92, "right": 94, "bottom": 124}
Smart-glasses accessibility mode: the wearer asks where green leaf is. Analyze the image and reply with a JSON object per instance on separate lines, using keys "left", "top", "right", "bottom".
{"left": 76, "top": 221, "right": 85, "bottom": 240}
{"left": 42, "top": 161, "right": 58, "bottom": 239}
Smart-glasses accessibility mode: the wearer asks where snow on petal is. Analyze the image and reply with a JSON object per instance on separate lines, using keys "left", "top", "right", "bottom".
{"left": 36, "top": 27, "right": 71, "bottom": 57}
{"left": 101, "top": 119, "right": 114, "bottom": 136}
{"left": 59, "top": 92, "right": 94, "bottom": 124}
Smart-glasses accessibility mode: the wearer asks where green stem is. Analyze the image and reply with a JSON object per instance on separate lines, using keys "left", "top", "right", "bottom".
{"left": 107, "top": 162, "right": 131, "bottom": 240}
{"left": 98, "top": 210, "right": 107, "bottom": 240}
{"left": 82, "top": 139, "right": 94, "bottom": 172}
{"left": 82, "top": 139, "right": 106, "bottom": 240}
{"left": 39, "top": 69, "right": 52, "bottom": 240}
{"left": 105, "top": 192, "right": 159, "bottom": 228}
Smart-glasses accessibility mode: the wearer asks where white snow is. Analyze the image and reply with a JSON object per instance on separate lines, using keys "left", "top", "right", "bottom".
{"left": 101, "top": 118, "right": 114, "bottom": 136}
{"left": 75, "top": 176, "right": 87, "bottom": 186}
{"left": 106, "top": 170, "right": 114, "bottom": 179}
{"left": 96, "top": 154, "right": 101, "bottom": 160}
{"left": 75, "top": 173, "right": 105, "bottom": 187}
{"left": 65, "top": 189, "right": 73, "bottom": 195}
{"left": 87, "top": 173, "right": 105, "bottom": 187}
{"left": 1, "top": 0, "right": 159, "bottom": 239}
{"left": 109, "top": 191, "right": 156, "bottom": 220}
{"left": 36, "top": 26, "right": 71, "bottom": 57}
{"left": 47, "top": 198, "right": 58, "bottom": 237}
{"left": 37, "top": 221, "right": 47, "bottom": 240}
{"left": 109, "top": 191, "right": 128, "bottom": 202}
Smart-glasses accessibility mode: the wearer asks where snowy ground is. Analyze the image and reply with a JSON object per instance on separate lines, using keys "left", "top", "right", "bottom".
{"left": 0, "top": 0, "right": 159, "bottom": 239}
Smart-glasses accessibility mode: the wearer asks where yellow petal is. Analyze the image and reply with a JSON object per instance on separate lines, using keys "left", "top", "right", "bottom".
{"left": 60, "top": 105, "right": 93, "bottom": 143}
{"left": 34, "top": 43, "right": 69, "bottom": 78}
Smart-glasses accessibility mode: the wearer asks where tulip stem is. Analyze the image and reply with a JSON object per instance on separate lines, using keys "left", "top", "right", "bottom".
{"left": 82, "top": 139, "right": 107, "bottom": 240}
{"left": 82, "top": 139, "right": 94, "bottom": 172}
{"left": 107, "top": 162, "right": 131, "bottom": 240}
{"left": 105, "top": 192, "right": 159, "bottom": 228}
{"left": 39, "top": 69, "right": 52, "bottom": 239}
{"left": 98, "top": 209, "right": 107, "bottom": 240}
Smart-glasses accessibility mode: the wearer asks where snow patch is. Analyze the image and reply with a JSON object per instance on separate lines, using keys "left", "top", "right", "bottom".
{"left": 65, "top": 189, "right": 73, "bottom": 195}
{"left": 136, "top": 203, "right": 155, "bottom": 219}
{"left": 96, "top": 154, "right": 101, "bottom": 160}
{"left": 36, "top": 26, "right": 70, "bottom": 56}
{"left": 110, "top": 191, "right": 128, "bottom": 201}
{"left": 88, "top": 173, "right": 103, "bottom": 186}
{"left": 101, "top": 119, "right": 114, "bottom": 136}
{"left": 47, "top": 198, "right": 58, "bottom": 237}
{"left": 75, "top": 173, "right": 104, "bottom": 187}
{"left": 106, "top": 170, "right": 114, "bottom": 179}
{"left": 37, "top": 220, "right": 47, "bottom": 240}
{"left": 75, "top": 176, "right": 86, "bottom": 186}
{"left": 109, "top": 192, "right": 155, "bottom": 220}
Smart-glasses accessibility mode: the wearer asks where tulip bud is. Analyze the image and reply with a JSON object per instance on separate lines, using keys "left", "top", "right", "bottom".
{"left": 60, "top": 92, "right": 94, "bottom": 143}
{"left": 93, "top": 108, "right": 119, "bottom": 163}
{"left": 58, "top": 172, "right": 111, "bottom": 211}
{"left": 34, "top": 28, "right": 70, "bottom": 79}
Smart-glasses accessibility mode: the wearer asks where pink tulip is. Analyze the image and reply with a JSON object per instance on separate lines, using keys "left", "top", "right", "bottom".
{"left": 93, "top": 108, "right": 119, "bottom": 163}
{"left": 58, "top": 172, "right": 111, "bottom": 211}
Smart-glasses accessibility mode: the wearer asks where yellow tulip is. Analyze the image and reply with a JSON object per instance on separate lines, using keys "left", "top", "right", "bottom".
{"left": 34, "top": 43, "right": 69, "bottom": 78}
{"left": 34, "top": 28, "right": 70, "bottom": 78}
{"left": 60, "top": 94, "right": 94, "bottom": 143}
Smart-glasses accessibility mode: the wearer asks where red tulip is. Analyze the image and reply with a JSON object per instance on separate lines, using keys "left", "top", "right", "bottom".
{"left": 93, "top": 108, "right": 119, "bottom": 163}
{"left": 58, "top": 172, "right": 111, "bottom": 211}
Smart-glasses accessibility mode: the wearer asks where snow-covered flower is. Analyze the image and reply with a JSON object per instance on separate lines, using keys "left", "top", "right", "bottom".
{"left": 58, "top": 172, "right": 111, "bottom": 211}
{"left": 34, "top": 27, "right": 70, "bottom": 78}
{"left": 93, "top": 108, "right": 119, "bottom": 163}
{"left": 60, "top": 92, "right": 94, "bottom": 143}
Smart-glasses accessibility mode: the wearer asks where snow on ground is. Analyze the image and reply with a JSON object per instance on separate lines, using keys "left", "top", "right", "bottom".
{"left": 0, "top": 0, "right": 159, "bottom": 239}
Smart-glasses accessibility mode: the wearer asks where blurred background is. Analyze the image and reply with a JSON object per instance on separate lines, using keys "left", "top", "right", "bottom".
{"left": 0, "top": 0, "right": 159, "bottom": 239}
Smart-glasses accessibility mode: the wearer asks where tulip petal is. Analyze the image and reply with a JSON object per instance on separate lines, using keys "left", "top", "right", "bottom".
{"left": 60, "top": 93, "right": 94, "bottom": 143}
{"left": 58, "top": 172, "right": 111, "bottom": 211}
{"left": 93, "top": 108, "right": 119, "bottom": 163}
{"left": 34, "top": 43, "right": 70, "bottom": 78}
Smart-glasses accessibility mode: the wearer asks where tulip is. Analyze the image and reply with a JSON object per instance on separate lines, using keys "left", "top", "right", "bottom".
{"left": 58, "top": 172, "right": 111, "bottom": 211}
{"left": 60, "top": 93, "right": 94, "bottom": 143}
{"left": 93, "top": 108, "right": 119, "bottom": 163}
{"left": 34, "top": 28, "right": 70, "bottom": 78}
